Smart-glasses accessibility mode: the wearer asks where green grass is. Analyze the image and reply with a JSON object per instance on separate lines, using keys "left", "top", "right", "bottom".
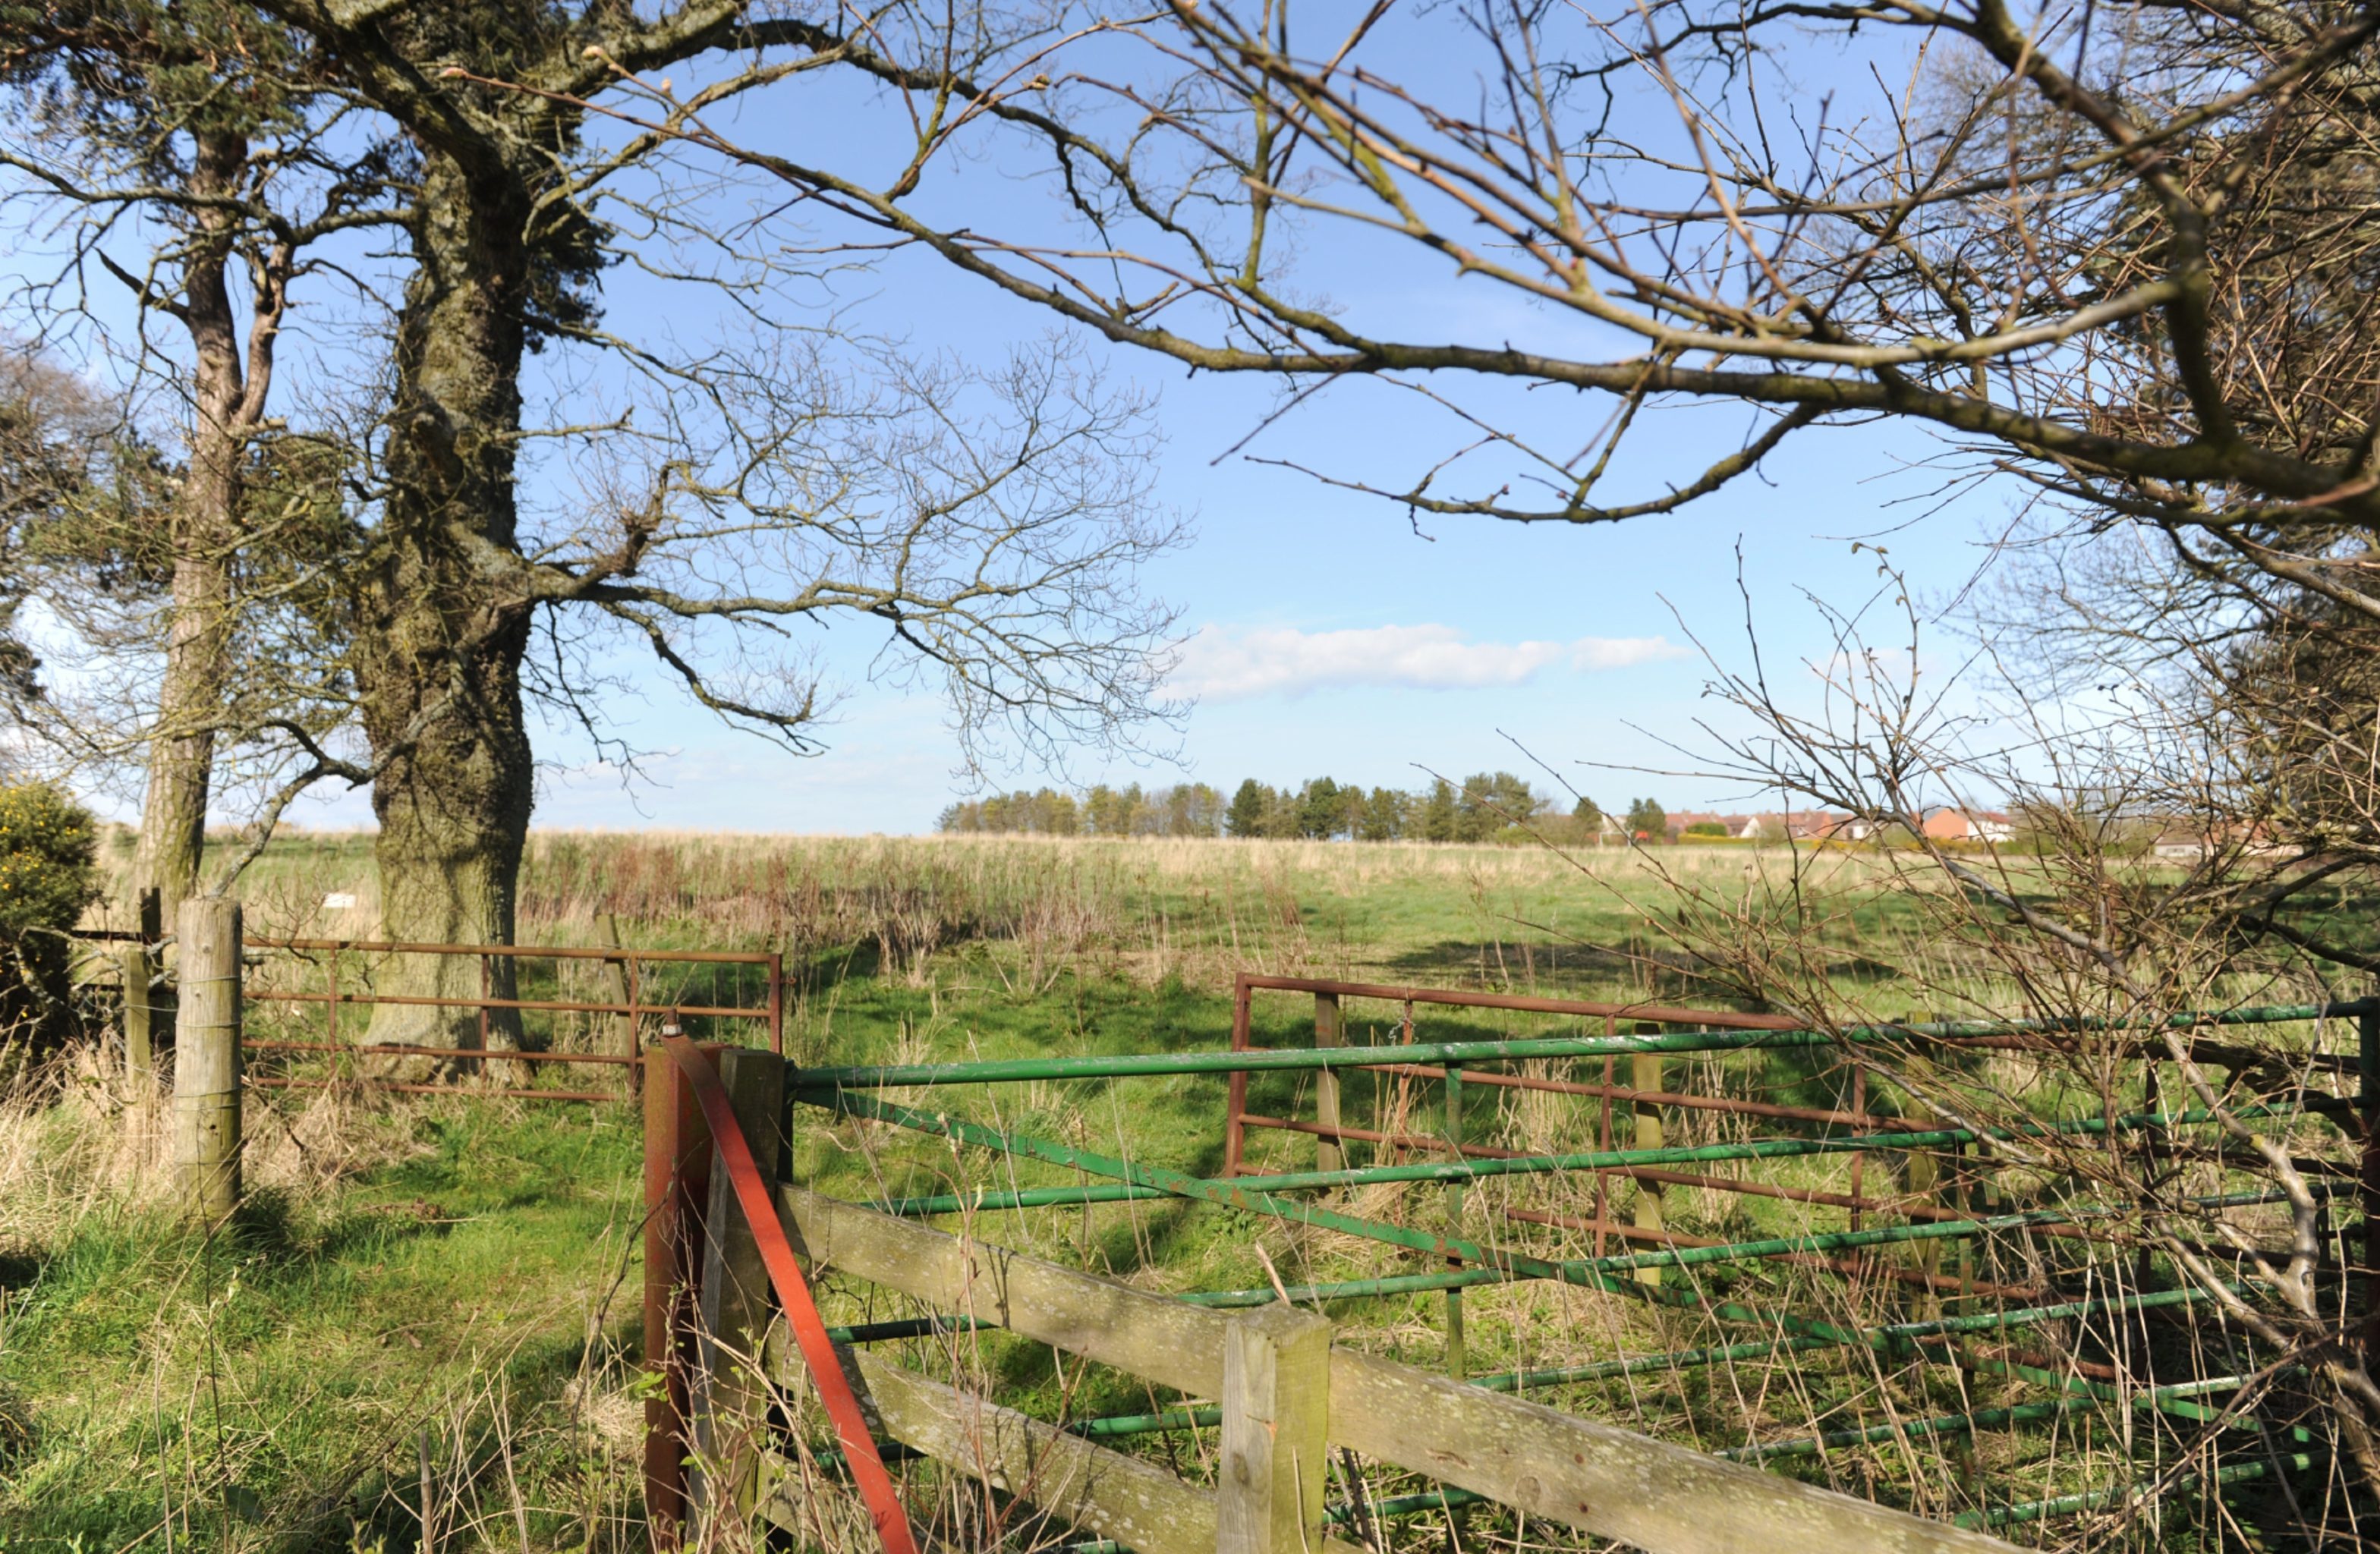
{"left": 8, "top": 829, "right": 2364, "bottom": 1552}
{"left": 1, "top": 1096, "right": 650, "bottom": 1554}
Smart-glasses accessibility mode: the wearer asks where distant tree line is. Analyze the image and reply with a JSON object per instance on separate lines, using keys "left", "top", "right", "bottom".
{"left": 937, "top": 783, "right": 1229, "bottom": 837}
{"left": 940, "top": 773, "right": 1608, "bottom": 844}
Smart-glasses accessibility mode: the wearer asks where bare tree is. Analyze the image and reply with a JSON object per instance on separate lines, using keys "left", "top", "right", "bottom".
{"left": 581, "top": 0, "right": 2380, "bottom": 1521}
{"left": 596, "top": 1, "right": 2380, "bottom": 553}
{"left": 209, "top": 1, "right": 1184, "bottom": 1046}
{"left": 2, "top": 0, "right": 400, "bottom": 908}
{"left": 1618, "top": 571, "right": 2380, "bottom": 1526}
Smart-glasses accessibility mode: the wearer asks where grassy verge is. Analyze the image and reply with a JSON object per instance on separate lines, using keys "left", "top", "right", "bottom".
{"left": 2, "top": 1079, "right": 650, "bottom": 1554}
{"left": 7, "top": 831, "right": 2357, "bottom": 1552}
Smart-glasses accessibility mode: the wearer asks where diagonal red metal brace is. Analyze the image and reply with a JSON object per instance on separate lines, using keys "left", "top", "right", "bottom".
{"left": 660, "top": 1036, "right": 920, "bottom": 1554}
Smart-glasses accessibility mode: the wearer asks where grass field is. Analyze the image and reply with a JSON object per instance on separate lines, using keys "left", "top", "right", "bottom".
{"left": 2, "top": 831, "right": 2363, "bottom": 1553}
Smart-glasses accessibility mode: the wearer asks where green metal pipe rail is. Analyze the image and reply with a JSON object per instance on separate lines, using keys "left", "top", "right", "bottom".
{"left": 788, "top": 995, "right": 2375, "bottom": 1541}
{"left": 827, "top": 1086, "right": 2349, "bottom": 1287}
{"left": 1057, "top": 1285, "right": 2240, "bottom": 1441}
{"left": 848, "top": 1090, "right": 2357, "bottom": 1217}
{"left": 793, "top": 1000, "right": 2375, "bottom": 1091}
{"left": 1953, "top": 1449, "right": 2324, "bottom": 1530}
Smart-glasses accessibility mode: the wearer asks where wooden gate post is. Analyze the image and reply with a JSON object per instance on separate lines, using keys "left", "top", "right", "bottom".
{"left": 173, "top": 897, "right": 242, "bottom": 1222}
{"left": 691, "top": 1045, "right": 788, "bottom": 1530}
{"left": 643, "top": 1040, "right": 716, "bottom": 1547}
{"left": 1631, "top": 1023, "right": 1665, "bottom": 1285}
{"left": 1217, "top": 1306, "right": 1333, "bottom": 1554}
{"left": 1314, "top": 991, "right": 1345, "bottom": 1173}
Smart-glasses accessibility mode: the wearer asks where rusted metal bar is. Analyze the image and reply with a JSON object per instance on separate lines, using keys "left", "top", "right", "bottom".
{"left": 248, "top": 989, "right": 765, "bottom": 1019}
{"left": 250, "top": 936, "right": 776, "bottom": 964}
{"left": 1501, "top": 1206, "right": 2041, "bottom": 1300}
{"left": 1236, "top": 977, "right": 2366, "bottom": 1068}
{"left": 626, "top": 955, "right": 644, "bottom": 1099}
{"left": 1223, "top": 973, "right": 1252, "bottom": 1178}
{"left": 1241, "top": 1111, "right": 1515, "bottom": 1156}
{"left": 1595, "top": 1033, "right": 1613, "bottom": 1261}
{"left": 1242, "top": 1112, "right": 1956, "bottom": 1221}
{"left": 1939, "top": 1032, "right": 2359, "bottom": 1072}
{"left": 244, "top": 1040, "right": 639, "bottom": 1065}
{"left": 1387, "top": 999, "right": 1418, "bottom": 1167}
{"left": 766, "top": 951, "right": 785, "bottom": 1055}
{"left": 1236, "top": 975, "right": 1805, "bottom": 1028}
{"left": 1849, "top": 1065, "right": 1868, "bottom": 1234}
{"left": 247, "top": 1077, "right": 615, "bottom": 1103}
{"left": 1358, "top": 1060, "right": 1881, "bottom": 1129}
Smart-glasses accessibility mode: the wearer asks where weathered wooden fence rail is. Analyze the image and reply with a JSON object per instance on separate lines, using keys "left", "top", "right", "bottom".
{"left": 649, "top": 1045, "right": 2026, "bottom": 1554}
{"left": 758, "top": 1183, "right": 2023, "bottom": 1554}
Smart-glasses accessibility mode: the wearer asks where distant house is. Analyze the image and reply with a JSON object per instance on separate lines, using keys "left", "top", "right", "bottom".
{"left": 1923, "top": 808, "right": 2014, "bottom": 843}
{"left": 1666, "top": 810, "right": 1731, "bottom": 840}
{"left": 1783, "top": 812, "right": 1856, "bottom": 841}
{"left": 2153, "top": 822, "right": 2290, "bottom": 860}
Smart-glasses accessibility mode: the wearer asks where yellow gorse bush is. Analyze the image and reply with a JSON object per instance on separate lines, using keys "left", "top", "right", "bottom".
{"left": 0, "top": 783, "right": 97, "bottom": 939}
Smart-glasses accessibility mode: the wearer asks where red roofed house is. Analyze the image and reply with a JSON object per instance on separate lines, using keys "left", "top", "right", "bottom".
{"left": 1922, "top": 808, "right": 2014, "bottom": 843}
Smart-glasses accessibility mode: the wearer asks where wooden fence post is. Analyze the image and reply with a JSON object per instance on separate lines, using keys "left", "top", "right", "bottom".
{"left": 600, "top": 914, "right": 637, "bottom": 1094}
{"left": 1907, "top": 1011, "right": 1941, "bottom": 1315}
{"left": 174, "top": 897, "right": 241, "bottom": 1222}
{"left": 121, "top": 886, "right": 163, "bottom": 1093}
{"left": 1443, "top": 1062, "right": 1465, "bottom": 1378}
{"left": 1217, "top": 1305, "right": 1333, "bottom": 1554}
{"left": 1631, "top": 1023, "right": 1664, "bottom": 1285}
{"left": 143, "top": 886, "right": 174, "bottom": 1044}
{"left": 120, "top": 941, "right": 153, "bottom": 1086}
{"left": 1314, "top": 991, "right": 1344, "bottom": 1173}
{"left": 691, "top": 1045, "right": 788, "bottom": 1531}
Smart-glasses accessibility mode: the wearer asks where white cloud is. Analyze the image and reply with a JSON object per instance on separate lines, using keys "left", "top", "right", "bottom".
{"left": 1571, "top": 637, "right": 1692, "bottom": 672}
{"left": 1170, "top": 624, "right": 1689, "bottom": 702}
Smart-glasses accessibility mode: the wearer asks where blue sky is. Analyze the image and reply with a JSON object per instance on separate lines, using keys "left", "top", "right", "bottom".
{"left": 15, "top": 9, "right": 2019, "bottom": 835}
{"left": 495, "top": 12, "right": 2014, "bottom": 835}
{"left": 490, "top": 354, "right": 2004, "bottom": 835}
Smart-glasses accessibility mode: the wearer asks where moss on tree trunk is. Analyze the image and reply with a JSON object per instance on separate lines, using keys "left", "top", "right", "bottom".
{"left": 357, "top": 148, "right": 537, "bottom": 1053}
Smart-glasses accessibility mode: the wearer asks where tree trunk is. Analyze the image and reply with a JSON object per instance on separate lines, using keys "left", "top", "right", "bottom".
{"left": 367, "top": 713, "right": 530, "bottom": 1051}
{"left": 134, "top": 546, "right": 229, "bottom": 914}
{"left": 133, "top": 129, "right": 251, "bottom": 916}
{"left": 358, "top": 146, "right": 536, "bottom": 1055}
